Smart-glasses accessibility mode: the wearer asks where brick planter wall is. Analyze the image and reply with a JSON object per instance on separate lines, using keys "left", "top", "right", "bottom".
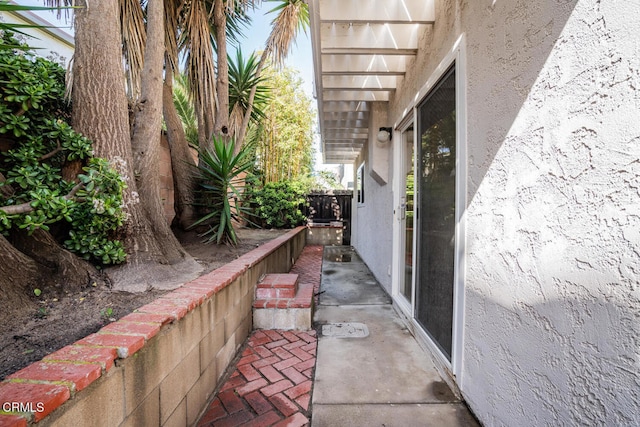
{"left": 0, "top": 227, "right": 306, "bottom": 427}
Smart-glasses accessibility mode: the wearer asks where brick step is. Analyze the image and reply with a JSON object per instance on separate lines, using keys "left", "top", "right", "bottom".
{"left": 255, "top": 274, "right": 299, "bottom": 299}
{"left": 253, "top": 275, "right": 314, "bottom": 331}
{"left": 253, "top": 282, "right": 314, "bottom": 310}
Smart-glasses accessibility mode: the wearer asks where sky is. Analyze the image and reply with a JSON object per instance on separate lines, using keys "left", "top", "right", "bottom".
{"left": 243, "top": 2, "right": 315, "bottom": 100}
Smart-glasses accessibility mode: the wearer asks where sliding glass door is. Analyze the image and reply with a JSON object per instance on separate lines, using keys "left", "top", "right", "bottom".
{"left": 415, "top": 66, "right": 457, "bottom": 361}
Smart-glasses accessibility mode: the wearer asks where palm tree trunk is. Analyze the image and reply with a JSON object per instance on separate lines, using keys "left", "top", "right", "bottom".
{"left": 213, "top": 0, "right": 230, "bottom": 139}
{"left": 0, "top": 230, "right": 107, "bottom": 322}
{"left": 71, "top": 0, "right": 200, "bottom": 289}
{"left": 163, "top": 73, "right": 197, "bottom": 229}
{"left": 130, "top": 0, "right": 187, "bottom": 262}
{"left": 72, "top": 0, "right": 157, "bottom": 257}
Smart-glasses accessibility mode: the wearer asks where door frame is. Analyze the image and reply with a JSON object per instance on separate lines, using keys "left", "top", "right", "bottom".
{"left": 391, "top": 117, "right": 417, "bottom": 318}
{"left": 391, "top": 34, "right": 467, "bottom": 381}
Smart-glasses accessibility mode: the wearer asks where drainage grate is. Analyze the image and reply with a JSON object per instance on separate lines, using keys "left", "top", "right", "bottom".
{"left": 321, "top": 322, "right": 369, "bottom": 338}
{"left": 329, "top": 254, "right": 352, "bottom": 262}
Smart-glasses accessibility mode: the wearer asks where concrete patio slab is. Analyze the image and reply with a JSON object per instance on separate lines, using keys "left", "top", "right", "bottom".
{"left": 313, "top": 305, "right": 449, "bottom": 405}
{"left": 320, "top": 246, "right": 391, "bottom": 306}
{"left": 312, "top": 246, "right": 479, "bottom": 426}
{"left": 312, "top": 403, "right": 480, "bottom": 427}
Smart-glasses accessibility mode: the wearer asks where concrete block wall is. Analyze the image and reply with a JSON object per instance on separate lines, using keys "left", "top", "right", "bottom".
{"left": 305, "top": 225, "right": 343, "bottom": 246}
{"left": 0, "top": 227, "right": 306, "bottom": 427}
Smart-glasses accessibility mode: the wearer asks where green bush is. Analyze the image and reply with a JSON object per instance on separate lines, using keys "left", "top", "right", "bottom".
{"left": 0, "top": 34, "right": 126, "bottom": 264}
{"left": 248, "top": 180, "right": 308, "bottom": 229}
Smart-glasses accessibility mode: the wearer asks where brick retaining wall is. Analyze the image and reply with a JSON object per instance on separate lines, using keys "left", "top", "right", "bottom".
{"left": 0, "top": 227, "right": 307, "bottom": 427}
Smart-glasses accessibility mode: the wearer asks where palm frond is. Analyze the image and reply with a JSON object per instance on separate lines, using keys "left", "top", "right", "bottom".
{"left": 224, "top": 2, "right": 254, "bottom": 48}
{"left": 172, "top": 73, "right": 199, "bottom": 147}
{"left": 41, "top": 0, "right": 74, "bottom": 21}
{"left": 164, "top": 0, "right": 181, "bottom": 76}
{"left": 264, "top": 0, "right": 309, "bottom": 67}
{"left": 120, "top": 0, "right": 146, "bottom": 100}
{"left": 181, "top": 0, "right": 217, "bottom": 139}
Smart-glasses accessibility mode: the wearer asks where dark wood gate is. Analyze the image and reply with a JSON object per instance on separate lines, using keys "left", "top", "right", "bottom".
{"left": 305, "top": 190, "right": 353, "bottom": 245}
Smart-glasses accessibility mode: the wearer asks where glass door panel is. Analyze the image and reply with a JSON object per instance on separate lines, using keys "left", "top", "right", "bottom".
{"left": 416, "top": 66, "right": 456, "bottom": 360}
{"left": 400, "top": 126, "right": 414, "bottom": 303}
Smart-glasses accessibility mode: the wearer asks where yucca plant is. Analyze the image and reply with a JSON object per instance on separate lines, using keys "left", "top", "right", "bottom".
{"left": 190, "top": 136, "right": 256, "bottom": 245}
{"left": 228, "top": 48, "right": 271, "bottom": 137}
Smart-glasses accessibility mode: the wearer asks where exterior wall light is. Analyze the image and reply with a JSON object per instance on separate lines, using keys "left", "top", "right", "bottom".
{"left": 377, "top": 127, "right": 392, "bottom": 143}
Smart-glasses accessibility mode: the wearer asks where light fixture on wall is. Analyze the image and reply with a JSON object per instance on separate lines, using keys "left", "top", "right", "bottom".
{"left": 377, "top": 127, "right": 392, "bottom": 143}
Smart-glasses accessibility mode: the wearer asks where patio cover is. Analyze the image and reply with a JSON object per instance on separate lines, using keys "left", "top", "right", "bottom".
{"left": 309, "top": 0, "right": 435, "bottom": 164}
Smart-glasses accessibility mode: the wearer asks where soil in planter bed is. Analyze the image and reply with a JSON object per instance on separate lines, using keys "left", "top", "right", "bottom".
{"left": 0, "top": 228, "right": 288, "bottom": 380}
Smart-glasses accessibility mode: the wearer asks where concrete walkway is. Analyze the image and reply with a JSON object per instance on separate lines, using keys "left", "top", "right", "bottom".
{"left": 196, "top": 245, "right": 478, "bottom": 426}
{"left": 312, "top": 246, "right": 479, "bottom": 426}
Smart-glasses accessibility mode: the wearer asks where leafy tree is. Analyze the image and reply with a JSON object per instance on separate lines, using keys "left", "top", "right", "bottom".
{"left": 0, "top": 35, "right": 126, "bottom": 262}
{"left": 38, "top": 0, "right": 202, "bottom": 290}
{"left": 0, "top": 35, "right": 124, "bottom": 318}
{"left": 235, "top": 0, "right": 309, "bottom": 146}
{"left": 255, "top": 66, "right": 315, "bottom": 184}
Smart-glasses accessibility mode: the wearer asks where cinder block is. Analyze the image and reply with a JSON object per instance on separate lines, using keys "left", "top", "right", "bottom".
{"left": 121, "top": 387, "right": 160, "bottom": 427}
{"left": 213, "top": 288, "right": 229, "bottom": 325}
{"left": 240, "top": 289, "right": 253, "bottom": 315}
{"left": 235, "top": 314, "right": 252, "bottom": 348}
{"left": 224, "top": 300, "right": 246, "bottom": 340}
{"left": 239, "top": 275, "right": 251, "bottom": 299}
{"left": 200, "top": 298, "right": 215, "bottom": 332}
{"left": 227, "top": 279, "right": 242, "bottom": 307}
{"left": 43, "top": 369, "right": 124, "bottom": 427}
{"left": 215, "top": 337, "right": 237, "bottom": 380}
{"left": 274, "top": 309, "right": 295, "bottom": 330}
{"left": 160, "top": 346, "right": 200, "bottom": 424}
{"left": 175, "top": 309, "right": 204, "bottom": 357}
{"left": 186, "top": 362, "right": 218, "bottom": 426}
{"left": 121, "top": 326, "right": 185, "bottom": 415}
{"left": 161, "top": 398, "right": 186, "bottom": 427}
{"left": 253, "top": 309, "right": 274, "bottom": 329}
{"left": 200, "top": 324, "right": 225, "bottom": 373}
{"left": 295, "top": 309, "right": 312, "bottom": 331}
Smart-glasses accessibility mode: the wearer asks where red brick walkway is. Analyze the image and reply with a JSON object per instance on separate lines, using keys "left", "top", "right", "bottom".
{"left": 197, "top": 246, "right": 323, "bottom": 427}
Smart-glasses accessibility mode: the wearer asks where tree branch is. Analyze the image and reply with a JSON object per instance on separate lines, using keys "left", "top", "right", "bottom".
{"left": 38, "top": 141, "right": 63, "bottom": 161}
{"left": 0, "top": 182, "right": 84, "bottom": 215}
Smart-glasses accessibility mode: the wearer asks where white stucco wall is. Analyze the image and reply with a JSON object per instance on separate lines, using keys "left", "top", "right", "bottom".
{"left": 382, "top": 0, "right": 639, "bottom": 425}
{"left": 0, "top": 10, "right": 74, "bottom": 65}
{"left": 352, "top": 126, "right": 394, "bottom": 293}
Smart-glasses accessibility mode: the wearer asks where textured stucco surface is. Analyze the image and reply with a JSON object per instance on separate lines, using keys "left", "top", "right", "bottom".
{"left": 352, "top": 138, "right": 394, "bottom": 294}
{"left": 380, "top": 0, "right": 640, "bottom": 425}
